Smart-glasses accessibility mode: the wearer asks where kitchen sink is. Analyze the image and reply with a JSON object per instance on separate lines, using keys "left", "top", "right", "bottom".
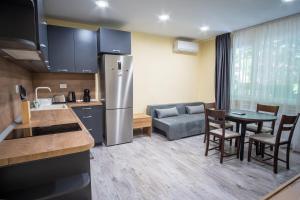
{"left": 5, "top": 123, "right": 82, "bottom": 140}
{"left": 31, "top": 104, "right": 68, "bottom": 111}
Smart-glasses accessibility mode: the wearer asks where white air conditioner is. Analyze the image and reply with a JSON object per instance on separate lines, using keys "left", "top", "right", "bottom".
{"left": 173, "top": 40, "right": 199, "bottom": 54}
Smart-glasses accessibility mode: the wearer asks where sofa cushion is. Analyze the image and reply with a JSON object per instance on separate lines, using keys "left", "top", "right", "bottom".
{"left": 156, "top": 107, "right": 179, "bottom": 119}
{"left": 186, "top": 105, "right": 204, "bottom": 114}
{"left": 153, "top": 114, "right": 205, "bottom": 140}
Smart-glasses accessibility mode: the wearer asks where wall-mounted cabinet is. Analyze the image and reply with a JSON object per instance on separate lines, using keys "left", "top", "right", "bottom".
{"left": 98, "top": 28, "right": 131, "bottom": 55}
{"left": 0, "top": 0, "right": 49, "bottom": 72}
{"left": 47, "top": 25, "right": 98, "bottom": 73}
{"left": 74, "top": 29, "right": 98, "bottom": 73}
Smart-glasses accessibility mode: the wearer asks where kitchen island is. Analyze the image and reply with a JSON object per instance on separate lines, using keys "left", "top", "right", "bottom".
{"left": 0, "top": 106, "right": 95, "bottom": 200}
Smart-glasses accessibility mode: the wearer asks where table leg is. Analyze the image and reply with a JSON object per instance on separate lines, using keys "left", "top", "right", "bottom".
{"left": 240, "top": 123, "right": 247, "bottom": 161}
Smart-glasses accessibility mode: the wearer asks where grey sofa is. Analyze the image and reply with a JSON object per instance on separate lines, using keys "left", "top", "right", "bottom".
{"left": 146, "top": 102, "right": 205, "bottom": 140}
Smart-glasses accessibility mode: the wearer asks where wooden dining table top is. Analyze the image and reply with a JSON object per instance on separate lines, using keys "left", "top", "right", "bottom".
{"left": 226, "top": 109, "right": 277, "bottom": 123}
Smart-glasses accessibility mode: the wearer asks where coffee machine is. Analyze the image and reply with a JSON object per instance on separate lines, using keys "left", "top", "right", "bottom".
{"left": 83, "top": 89, "right": 91, "bottom": 102}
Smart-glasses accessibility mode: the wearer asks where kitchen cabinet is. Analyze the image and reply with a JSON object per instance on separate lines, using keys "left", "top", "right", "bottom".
{"left": 98, "top": 28, "right": 131, "bottom": 55}
{"left": 0, "top": 0, "right": 49, "bottom": 72}
{"left": 47, "top": 25, "right": 75, "bottom": 72}
{"left": 73, "top": 106, "right": 104, "bottom": 145}
{"left": 35, "top": 0, "right": 48, "bottom": 63}
{"left": 74, "top": 29, "right": 98, "bottom": 73}
{"left": 48, "top": 25, "right": 98, "bottom": 73}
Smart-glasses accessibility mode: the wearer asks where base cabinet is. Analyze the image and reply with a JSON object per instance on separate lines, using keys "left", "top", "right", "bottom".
{"left": 0, "top": 151, "right": 91, "bottom": 200}
{"left": 73, "top": 106, "right": 104, "bottom": 145}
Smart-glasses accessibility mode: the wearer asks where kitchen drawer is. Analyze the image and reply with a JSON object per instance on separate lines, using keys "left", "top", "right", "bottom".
{"left": 73, "top": 106, "right": 98, "bottom": 116}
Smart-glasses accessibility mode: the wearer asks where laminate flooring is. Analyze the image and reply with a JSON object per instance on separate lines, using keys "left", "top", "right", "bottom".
{"left": 90, "top": 133, "right": 300, "bottom": 200}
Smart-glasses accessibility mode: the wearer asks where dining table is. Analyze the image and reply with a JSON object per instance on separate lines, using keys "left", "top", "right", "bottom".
{"left": 225, "top": 110, "right": 278, "bottom": 161}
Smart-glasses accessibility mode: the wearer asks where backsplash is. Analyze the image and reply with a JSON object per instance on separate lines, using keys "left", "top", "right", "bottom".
{"left": 32, "top": 73, "right": 96, "bottom": 101}
{"left": 0, "top": 57, "right": 33, "bottom": 133}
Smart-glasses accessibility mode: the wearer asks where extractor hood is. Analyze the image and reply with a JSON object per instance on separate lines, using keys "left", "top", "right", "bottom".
{"left": 0, "top": 0, "right": 49, "bottom": 72}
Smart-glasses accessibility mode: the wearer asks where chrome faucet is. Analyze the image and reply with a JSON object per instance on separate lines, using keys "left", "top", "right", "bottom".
{"left": 35, "top": 87, "right": 52, "bottom": 101}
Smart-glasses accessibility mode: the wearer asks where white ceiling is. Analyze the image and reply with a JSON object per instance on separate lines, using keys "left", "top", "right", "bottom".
{"left": 44, "top": 0, "right": 300, "bottom": 40}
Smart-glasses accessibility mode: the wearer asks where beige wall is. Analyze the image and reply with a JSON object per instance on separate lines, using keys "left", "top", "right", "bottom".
{"left": 46, "top": 18, "right": 216, "bottom": 113}
{"left": 132, "top": 32, "right": 203, "bottom": 113}
{"left": 198, "top": 39, "right": 216, "bottom": 103}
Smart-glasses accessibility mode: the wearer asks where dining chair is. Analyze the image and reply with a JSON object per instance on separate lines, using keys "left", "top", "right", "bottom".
{"left": 247, "top": 113, "right": 300, "bottom": 173}
{"left": 204, "top": 109, "right": 241, "bottom": 164}
{"left": 246, "top": 104, "right": 280, "bottom": 135}
{"left": 203, "top": 102, "right": 234, "bottom": 144}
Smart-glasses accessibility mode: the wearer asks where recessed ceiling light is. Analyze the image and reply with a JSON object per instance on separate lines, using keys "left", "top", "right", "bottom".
{"left": 158, "top": 14, "right": 170, "bottom": 22}
{"left": 95, "top": 0, "right": 109, "bottom": 8}
{"left": 200, "top": 26, "right": 210, "bottom": 32}
{"left": 282, "top": 0, "right": 294, "bottom": 2}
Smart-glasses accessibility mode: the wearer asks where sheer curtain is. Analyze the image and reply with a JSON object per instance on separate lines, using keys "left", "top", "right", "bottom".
{"left": 231, "top": 14, "right": 300, "bottom": 152}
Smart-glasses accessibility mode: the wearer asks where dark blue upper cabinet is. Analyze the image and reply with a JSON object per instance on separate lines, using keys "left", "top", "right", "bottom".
{"left": 98, "top": 28, "right": 131, "bottom": 55}
{"left": 35, "top": 0, "right": 48, "bottom": 63}
{"left": 47, "top": 25, "right": 75, "bottom": 72}
{"left": 74, "top": 29, "right": 98, "bottom": 73}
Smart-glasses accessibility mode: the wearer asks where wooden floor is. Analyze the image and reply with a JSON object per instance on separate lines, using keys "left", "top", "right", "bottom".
{"left": 90, "top": 133, "right": 300, "bottom": 200}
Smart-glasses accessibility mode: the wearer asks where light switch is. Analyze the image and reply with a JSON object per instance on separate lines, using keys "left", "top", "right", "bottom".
{"left": 60, "top": 84, "right": 67, "bottom": 89}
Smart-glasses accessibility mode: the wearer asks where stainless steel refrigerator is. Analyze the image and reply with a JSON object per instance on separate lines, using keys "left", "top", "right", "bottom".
{"left": 100, "top": 54, "right": 133, "bottom": 146}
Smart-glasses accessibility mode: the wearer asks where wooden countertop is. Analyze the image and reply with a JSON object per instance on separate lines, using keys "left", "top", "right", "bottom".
{"left": 0, "top": 108, "right": 95, "bottom": 167}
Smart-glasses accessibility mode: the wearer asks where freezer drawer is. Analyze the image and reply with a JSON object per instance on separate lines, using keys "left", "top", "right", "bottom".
{"left": 105, "top": 108, "right": 133, "bottom": 146}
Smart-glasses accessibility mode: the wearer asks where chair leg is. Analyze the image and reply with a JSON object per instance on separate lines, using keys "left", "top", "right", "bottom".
{"left": 273, "top": 146, "right": 279, "bottom": 174}
{"left": 261, "top": 143, "right": 265, "bottom": 158}
{"left": 255, "top": 141, "right": 260, "bottom": 155}
{"left": 220, "top": 138, "right": 224, "bottom": 164}
{"left": 229, "top": 127, "right": 233, "bottom": 146}
{"left": 270, "top": 131, "right": 274, "bottom": 151}
{"left": 205, "top": 133, "right": 210, "bottom": 156}
{"left": 248, "top": 139, "right": 253, "bottom": 162}
{"left": 236, "top": 138, "right": 240, "bottom": 159}
{"left": 203, "top": 133, "right": 206, "bottom": 143}
{"left": 286, "top": 144, "right": 291, "bottom": 170}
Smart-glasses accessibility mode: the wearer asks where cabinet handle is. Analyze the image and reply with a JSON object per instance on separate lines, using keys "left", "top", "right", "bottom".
{"left": 112, "top": 49, "right": 120, "bottom": 53}
{"left": 42, "top": 21, "right": 47, "bottom": 25}
{"left": 57, "top": 69, "right": 68, "bottom": 72}
{"left": 82, "top": 69, "right": 92, "bottom": 73}
{"left": 82, "top": 107, "right": 92, "bottom": 110}
{"left": 88, "top": 129, "right": 93, "bottom": 131}
{"left": 44, "top": 60, "right": 49, "bottom": 64}
{"left": 83, "top": 115, "right": 92, "bottom": 119}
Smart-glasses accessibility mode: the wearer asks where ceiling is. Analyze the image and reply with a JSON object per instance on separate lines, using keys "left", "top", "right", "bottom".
{"left": 44, "top": 0, "right": 300, "bottom": 40}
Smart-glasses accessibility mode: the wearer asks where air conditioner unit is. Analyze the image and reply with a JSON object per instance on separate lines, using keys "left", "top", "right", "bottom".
{"left": 173, "top": 40, "right": 199, "bottom": 54}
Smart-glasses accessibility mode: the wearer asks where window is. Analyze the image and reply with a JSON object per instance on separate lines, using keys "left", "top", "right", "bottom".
{"left": 231, "top": 14, "right": 300, "bottom": 110}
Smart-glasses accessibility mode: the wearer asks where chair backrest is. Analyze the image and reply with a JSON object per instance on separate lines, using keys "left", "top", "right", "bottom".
{"left": 205, "top": 102, "right": 216, "bottom": 110}
{"left": 275, "top": 114, "right": 300, "bottom": 145}
{"left": 257, "top": 104, "right": 279, "bottom": 115}
{"left": 205, "top": 108, "right": 226, "bottom": 136}
{"left": 257, "top": 104, "right": 280, "bottom": 130}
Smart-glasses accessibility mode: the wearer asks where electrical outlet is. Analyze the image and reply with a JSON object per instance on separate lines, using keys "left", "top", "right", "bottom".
{"left": 60, "top": 83, "right": 67, "bottom": 89}
{"left": 15, "top": 85, "right": 19, "bottom": 94}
